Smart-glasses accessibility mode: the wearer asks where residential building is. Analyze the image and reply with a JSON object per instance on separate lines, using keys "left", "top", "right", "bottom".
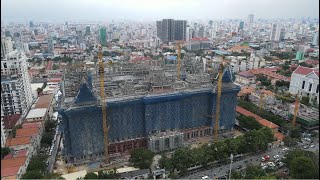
{"left": 289, "top": 66, "right": 319, "bottom": 104}
{"left": 47, "top": 37, "right": 54, "bottom": 54}
{"left": 156, "top": 19, "right": 187, "bottom": 42}
{"left": 99, "top": 27, "right": 107, "bottom": 46}
{"left": 1, "top": 117, "right": 6, "bottom": 147}
{"left": 1, "top": 51, "right": 33, "bottom": 118}
{"left": 235, "top": 71, "right": 256, "bottom": 86}
{"left": 187, "top": 37, "right": 211, "bottom": 50}
{"left": 1, "top": 37, "right": 14, "bottom": 59}
{"left": 239, "top": 21, "right": 244, "bottom": 31}
{"left": 25, "top": 108, "right": 48, "bottom": 122}
{"left": 270, "top": 23, "right": 282, "bottom": 42}
{"left": 312, "top": 31, "right": 319, "bottom": 46}
{"left": 1, "top": 156, "right": 29, "bottom": 180}
{"left": 248, "top": 14, "right": 254, "bottom": 23}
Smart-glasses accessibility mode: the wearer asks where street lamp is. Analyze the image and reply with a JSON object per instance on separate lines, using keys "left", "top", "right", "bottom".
{"left": 229, "top": 153, "right": 234, "bottom": 180}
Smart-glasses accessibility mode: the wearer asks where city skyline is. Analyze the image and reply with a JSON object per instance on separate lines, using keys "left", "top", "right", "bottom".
{"left": 1, "top": 0, "right": 319, "bottom": 23}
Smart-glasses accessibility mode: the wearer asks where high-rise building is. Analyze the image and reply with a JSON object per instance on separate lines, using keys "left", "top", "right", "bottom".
{"left": 85, "top": 26, "right": 91, "bottom": 36}
{"left": 174, "top": 20, "right": 187, "bottom": 41}
{"left": 312, "top": 31, "right": 319, "bottom": 46}
{"left": 1, "top": 51, "right": 33, "bottom": 118}
{"left": 77, "top": 30, "right": 83, "bottom": 45}
{"left": 29, "top": 21, "right": 34, "bottom": 28}
{"left": 1, "top": 37, "right": 14, "bottom": 59}
{"left": 270, "top": 23, "right": 282, "bottom": 41}
{"left": 248, "top": 14, "right": 254, "bottom": 23}
{"left": 156, "top": 19, "right": 187, "bottom": 42}
{"left": 99, "top": 27, "right": 107, "bottom": 46}
{"left": 47, "top": 37, "right": 54, "bottom": 54}
{"left": 13, "top": 33, "right": 23, "bottom": 52}
{"left": 197, "top": 26, "right": 205, "bottom": 38}
{"left": 239, "top": 21, "right": 244, "bottom": 31}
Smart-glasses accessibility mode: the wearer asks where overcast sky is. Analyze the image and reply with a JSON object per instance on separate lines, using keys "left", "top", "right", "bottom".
{"left": 1, "top": 0, "right": 319, "bottom": 23}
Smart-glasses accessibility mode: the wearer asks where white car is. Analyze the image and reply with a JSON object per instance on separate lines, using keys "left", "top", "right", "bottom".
{"left": 273, "top": 155, "right": 280, "bottom": 159}
{"left": 310, "top": 144, "right": 315, "bottom": 148}
{"left": 282, "top": 148, "right": 289, "bottom": 151}
{"left": 201, "top": 176, "right": 209, "bottom": 179}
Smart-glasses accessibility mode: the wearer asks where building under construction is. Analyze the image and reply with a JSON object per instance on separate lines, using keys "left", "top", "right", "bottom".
{"left": 59, "top": 57, "right": 240, "bottom": 165}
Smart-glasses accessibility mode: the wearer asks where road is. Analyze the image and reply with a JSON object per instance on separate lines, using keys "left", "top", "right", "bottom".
{"left": 181, "top": 142, "right": 319, "bottom": 179}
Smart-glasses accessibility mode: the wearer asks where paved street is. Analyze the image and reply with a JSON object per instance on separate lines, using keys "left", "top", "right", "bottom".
{"left": 181, "top": 142, "right": 319, "bottom": 179}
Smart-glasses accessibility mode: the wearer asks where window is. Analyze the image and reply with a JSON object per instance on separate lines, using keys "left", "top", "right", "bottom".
{"left": 302, "top": 81, "right": 305, "bottom": 89}
{"left": 317, "top": 84, "right": 319, "bottom": 94}
{"left": 309, "top": 83, "right": 313, "bottom": 92}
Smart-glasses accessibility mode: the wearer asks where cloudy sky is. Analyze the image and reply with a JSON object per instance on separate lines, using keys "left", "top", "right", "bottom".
{"left": 1, "top": 0, "right": 319, "bottom": 23}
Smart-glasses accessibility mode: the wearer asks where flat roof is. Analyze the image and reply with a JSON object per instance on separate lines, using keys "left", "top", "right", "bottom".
{"left": 61, "top": 170, "right": 87, "bottom": 180}
{"left": 26, "top": 108, "right": 47, "bottom": 119}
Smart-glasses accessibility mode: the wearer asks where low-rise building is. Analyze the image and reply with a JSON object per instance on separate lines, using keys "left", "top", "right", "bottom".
{"left": 1, "top": 156, "right": 29, "bottom": 180}
{"left": 235, "top": 71, "right": 256, "bottom": 86}
{"left": 289, "top": 66, "right": 319, "bottom": 104}
{"left": 25, "top": 108, "right": 47, "bottom": 122}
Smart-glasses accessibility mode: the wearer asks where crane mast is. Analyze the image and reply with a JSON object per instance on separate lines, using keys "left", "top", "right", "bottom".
{"left": 292, "top": 94, "right": 300, "bottom": 128}
{"left": 98, "top": 46, "right": 109, "bottom": 163}
{"left": 214, "top": 63, "right": 224, "bottom": 143}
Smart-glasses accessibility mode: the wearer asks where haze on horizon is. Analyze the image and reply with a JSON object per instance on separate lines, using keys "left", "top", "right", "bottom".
{"left": 1, "top": 0, "right": 319, "bottom": 23}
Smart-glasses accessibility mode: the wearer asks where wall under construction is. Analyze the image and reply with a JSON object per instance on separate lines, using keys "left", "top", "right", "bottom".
{"left": 60, "top": 66, "right": 240, "bottom": 164}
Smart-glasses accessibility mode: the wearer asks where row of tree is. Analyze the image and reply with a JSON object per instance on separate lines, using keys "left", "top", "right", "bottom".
{"left": 238, "top": 99, "right": 286, "bottom": 127}
{"left": 159, "top": 127, "right": 275, "bottom": 176}
{"left": 237, "top": 115, "right": 263, "bottom": 130}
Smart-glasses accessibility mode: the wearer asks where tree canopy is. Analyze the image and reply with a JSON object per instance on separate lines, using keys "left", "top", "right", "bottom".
{"left": 238, "top": 115, "right": 263, "bottom": 130}
{"left": 129, "top": 148, "right": 155, "bottom": 169}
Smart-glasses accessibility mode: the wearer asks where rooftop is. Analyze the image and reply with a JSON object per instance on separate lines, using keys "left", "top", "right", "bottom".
{"left": 6, "top": 137, "right": 31, "bottom": 147}
{"left": 237, "top": 71, "right": 255, "bottom": 78}
{"left": 1, "top": 166, "right": 20, "bottom": 178}
{"left": 26, "top": 108, "right": 47, "bottom": 119}
{"left": 293, "top": 66, "right": 319, "bottom": 77}
{"left": 22, "top": 122, "right": 42, "bottom": 129}
{"left": 1, "top": 156, "right": 27, "bottom": 169}
{"left": 34, "top": 94, "right": 54, "bottom": 109}
{"left": 15, "top": 128, "right": 39, "bottom": 138}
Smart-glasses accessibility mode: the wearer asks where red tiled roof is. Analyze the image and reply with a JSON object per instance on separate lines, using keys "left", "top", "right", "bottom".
{"left": 274, "top": 132, "right": 285, "bottom": 141}
{"left": 3, "top": 153, "right": 14, "bottom": 159}
{"left": 34, "top": 94, "right": 54, "bottom": 109}
{"left": 1, "top": 166, "right": 20, "bottom": 178}
{"left": 236, "top": 106, "right": 279, "bottom": 129}
{"left": 15, "top": 128, "right": 39, "bottom": 138}
{"left": 15, "top": 149, "right": 28, "bottom": 157}
{"left": 2, "top": 115, "right": 21, "bottom": 129}
{"left": 48, "top": 78, "right": 62, "bottom": 83}
{"left": 293, "top": 66, "right": 319, "bottom": 76}
{"left": 237, "top": 71, "right": 255, "bottom": 78}
{"left": 6, "top": 137, "right": 31, "bottom": 147}
{"left": 1, "top": 157, "right": 27, "bottom": 169}
{"left": 22, "top": 122, "right": 42, "bottom": 129}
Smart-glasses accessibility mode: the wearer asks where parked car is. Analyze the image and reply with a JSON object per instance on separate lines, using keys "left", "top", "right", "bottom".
{"left": 310, "top": 144, "right": 315, "bottom": 148}
{"left": 273, "top": 155, "right": 280, "bottom": 159}
{"left": 236, "top": 165, "right": 242, "bottom": 170}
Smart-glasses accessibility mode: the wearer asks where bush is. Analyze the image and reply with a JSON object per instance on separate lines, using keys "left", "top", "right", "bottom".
{"left": 129, "top": 148, "right": 155, "bottom": 169}
{"left": 238, "top": 115, "right": 263, "bottom": 130}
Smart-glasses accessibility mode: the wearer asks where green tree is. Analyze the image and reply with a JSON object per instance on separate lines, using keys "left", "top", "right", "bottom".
{"left": 1, "top": 147, "right": 11, "bottom": 159}
{"left": 129, "top": 148, "right": 155, "bottom": 169}
{"left": 290, "top": 156, "right": 319, "bottom": 179}
{"left": 231, "top": 170, "right": 243, "bottom": 179}
{"left": 283, "top": 136, "right": 297, "bottom": 147}
{"left": 27, "top": 155, "right": 48, "bottom": 173}
{"left": 244, "top": 165, "right": 266, "bottom": 179}
{"left": 84, "top": 172, "right": 98, "bottom": 179}
{"left": 21, "top": 170, "right": 44, "bottom": 179}
{"left": 52, "top": 64, "right": 59, "bottom": 70}
{"left": 159, "top": 155, "right": 173, "bottom": 172}
{"left": 41, "top": 132, "right": 54, "bottom": 147}
{"left": 289, "top": 127, "right": 302, "bottom": 139}
{"left": 238, "top": 115, "right": 263, "bottom": 130}
{"left": 45, "top": 120, "right": 57, "bottom": 132}
{"left": 171, "top": 148, "right": 194, "bottom": 175}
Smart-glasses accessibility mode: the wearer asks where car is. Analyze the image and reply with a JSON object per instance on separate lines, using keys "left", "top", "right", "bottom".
{"left": 282, "top": 148, "right": 289, "bottom": 151}
{"left": 236, "top": 165, "right": 242, "bottom": 170}
{"left": 274, "top": 158, "right": 280, "bottom": 163}
{"left": 226, "top": 170, "right": 230, "bottom": 174}
{"left": 262, "top": 165, "right": 268, "bottom": 170}
{"left": 310, "top": 144, "right": 315, "bottom": 148}
{"left": 218, "top": 176, "right": 227, "bottom": 180}
{"left": 303, "top": 145, "right": 309, "bottom": 149}
{"left": 273, "top": 155, "right": 280, "bottom": 159}
{"left": 201, "top": 176, "right": 209, "bottom": 179}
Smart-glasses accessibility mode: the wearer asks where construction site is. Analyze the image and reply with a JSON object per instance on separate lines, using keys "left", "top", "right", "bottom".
{"left": 59, "top": 45, "right": 241, "bottom": 166}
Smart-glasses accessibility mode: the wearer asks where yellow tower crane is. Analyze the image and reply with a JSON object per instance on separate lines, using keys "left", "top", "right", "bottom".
{"left": 98, "top": 45, "right": 109, "bottom": 164}
{"left": 214, "top": 63, "right": 224, "bottom": 143}
{"left": 292, "top": 93, "right": 300, "bottom": 128}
